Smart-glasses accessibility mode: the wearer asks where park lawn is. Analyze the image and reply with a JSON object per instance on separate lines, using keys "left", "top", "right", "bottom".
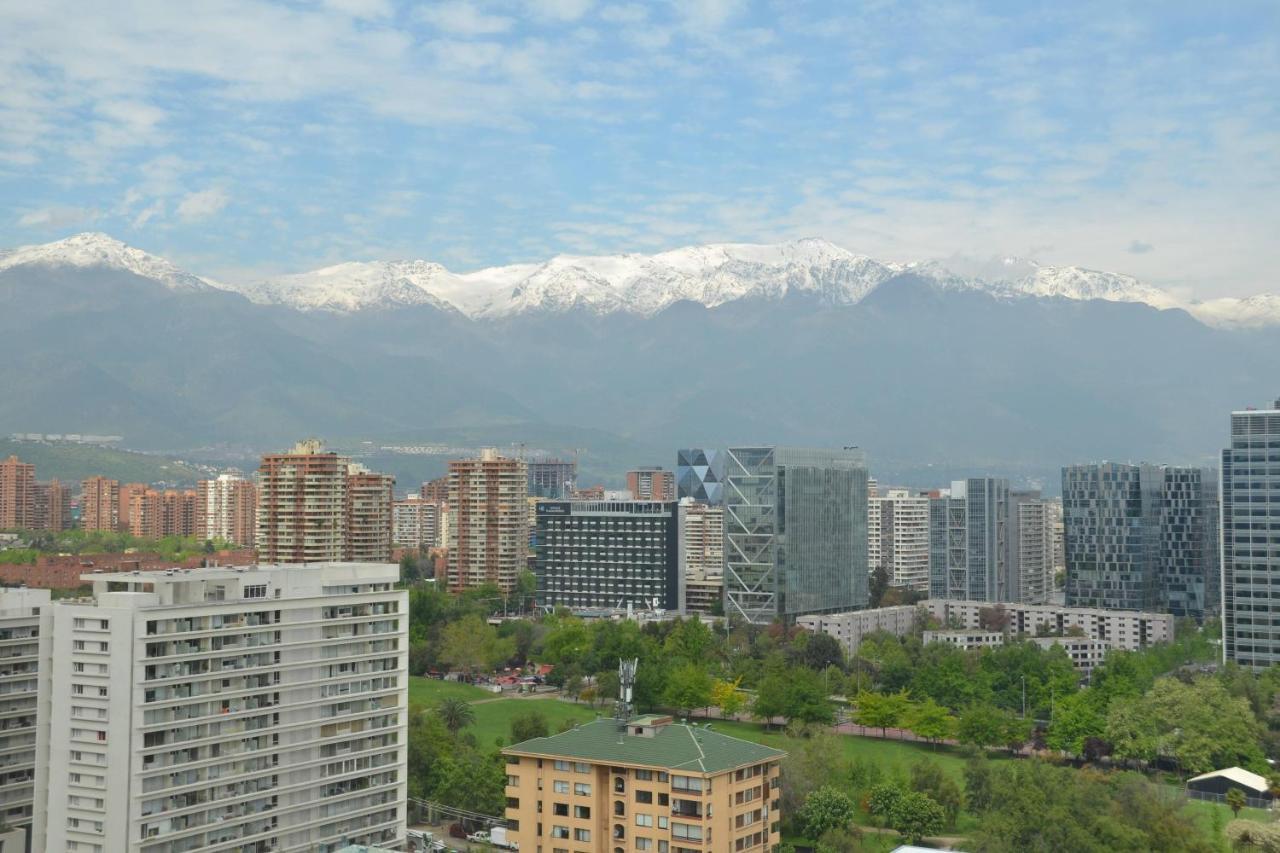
{"left": 408, "top": 676, "right": 495, "bottom": 706}
{"left": 1181, "top": 796, "right": 1271, "bottom": 835}
{"left": 472, "top": 697, "right": 601, "bottom": 748}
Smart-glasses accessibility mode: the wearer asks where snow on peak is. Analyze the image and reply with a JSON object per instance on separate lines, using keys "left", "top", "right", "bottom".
{"left": 237, "top": 259, "right": 458, "bottom": 313}
{"left": 0, "top": 232, "right": 216, "bottom": 292}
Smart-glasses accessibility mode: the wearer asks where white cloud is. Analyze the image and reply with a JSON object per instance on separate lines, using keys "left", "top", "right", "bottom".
{"left": 323, "top": 0, "right": 394, "bottom": 19}
{"left": 130, "top": 200, "right": 165, "bottom": 229}
{"left": 16, "top": 206, "right": 98, "bottom": 229}
{"left": 417, "top": 2, "right": 514, "bottom": 35}
{"left": 528, "top": 0, "right": 595, "bottom": 22}
{"left": 176, "top": 188, "right": 229, "bottom": 222}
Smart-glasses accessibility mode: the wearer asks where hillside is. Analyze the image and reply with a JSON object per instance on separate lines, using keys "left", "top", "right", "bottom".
{"left": 0, "top": 439, "right": 211, "bottom": 485}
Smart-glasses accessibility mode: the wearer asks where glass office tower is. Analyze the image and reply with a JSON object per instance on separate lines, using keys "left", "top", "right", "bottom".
{"left": 723, "top": 446, "right": 868, "bottom": 623}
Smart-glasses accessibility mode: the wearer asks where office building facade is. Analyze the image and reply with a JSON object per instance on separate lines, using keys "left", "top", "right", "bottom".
{"left": 724, "top": 446, "right": 869, "bottom": 623}
{"left": 928, "top": 478, "right": 1010, "bottom": 602}
{"left": 447, "top": 450, "right": 528, "bottom": 593}
{"left": 1223, "top": 402, "right": 1280, "bottom": 668}
{"left": 1063, "top": 463, "right": 1218, "bottom": 618}
{"left": 676, "top": 449, "right": 725, "bottom": 505}
{"left": 31, "top": 562, "right": 408, "bottom": 853}
{"left": 535, "top": 500, "right": 679, "bottom": 611}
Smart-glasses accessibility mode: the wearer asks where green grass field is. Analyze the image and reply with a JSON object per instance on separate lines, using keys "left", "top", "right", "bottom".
{"left": 408, "top": 676, "right": 600, "bottom": 746}
{"left": 408, "top": 677, "right": 493, "bottom": 706}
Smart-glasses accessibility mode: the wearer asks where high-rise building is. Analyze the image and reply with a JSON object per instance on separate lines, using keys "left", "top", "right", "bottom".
{"left": 0, "top": 587, "right": 49, "bottom": 831}
{"left": 420, "top": 476, "right": 449, "bottom": 503}
{"left": 80, "top": 476, "right": 120, "bottom": 532}
{"left": 676, "top": 449, "right": 725, "bottom": 504}
{"left": 32, "top": 478, "right": 72, "bottom": 531}
{"left": 123, "top": 488, "right": 199, "bottom": 539}
{"left": 31, "top": 562, "right": 408, "bottom": 853}
{"left": 257, "top": 439, "right": 350, "bottom": 564}
{"left": 392, "top": 495, "right": 442, "bottom": 549}
{"left": 447, "top": 449, "right": 528, "bottom": 592}
{"left": 1063, "top": 463, "right": 1218, "bottom": 617}
{"left": 1222, "top": 401, "right": 1280, "bottom": 668}
{"left": 1008, "top": 490, "right": 1055, "bottom": 605}
{"left": 724, "top": 446, "right": 869, "bottom": 623}
{"left": 534, "top": 500, "right": 679, "bottom": 611}
{"left": 928, "top": 478, "right": 1010, "bottom": 601}
{"left": 347, "top": 464, "right": 395, "bottom": 563}
{"left": 196, "top": 473, "right": 258, "bottom": 546}
{"left": 0, "top": 455, "right": 36, "bottom": 529}
{"left": 626, "top": 466, "right": 676, "bottom": 502}
{"left": 868, "top": 489, "right": 930, "bottom": 591}
{"left": 526, "top": 458, "right": 576, "bottom": 499}
{"left": 117, "top": 482, "right": 149, "bottom": 533}
{"left": 678, "top": 499, "right": 724, "bottom": 583}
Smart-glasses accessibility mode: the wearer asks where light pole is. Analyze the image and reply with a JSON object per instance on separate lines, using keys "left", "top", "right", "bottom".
{"left": 1020, "top": 675, "right": 1026, "bottom": 719}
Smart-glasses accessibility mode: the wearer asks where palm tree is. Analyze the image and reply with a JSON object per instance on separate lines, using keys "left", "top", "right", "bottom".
{"left": 437, "top": 697, "right": 475, "bottom": 734}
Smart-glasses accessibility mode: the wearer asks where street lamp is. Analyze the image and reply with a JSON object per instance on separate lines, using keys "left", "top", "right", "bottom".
{"left": 1020, "top": 675, "right": 1026, "bottom": 719}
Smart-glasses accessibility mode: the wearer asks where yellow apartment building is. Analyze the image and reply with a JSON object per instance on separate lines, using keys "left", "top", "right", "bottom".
{"left": 502, "top": 714, "right": 785, "bottom": 853}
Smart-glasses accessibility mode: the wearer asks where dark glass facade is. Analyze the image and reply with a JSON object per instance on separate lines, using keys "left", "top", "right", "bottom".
{"left": 677, "top": 449, "right": 725, "bottom": 505}
{"left": 534, "top": 500, "right": 679, "bottom": 611}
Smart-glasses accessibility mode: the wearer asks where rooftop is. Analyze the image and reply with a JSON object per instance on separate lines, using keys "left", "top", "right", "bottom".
{"left": 504, "top": 718, "right": 785, "bottom": 774}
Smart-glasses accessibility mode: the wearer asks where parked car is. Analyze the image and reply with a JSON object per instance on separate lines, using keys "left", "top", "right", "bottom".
{"left": 448, "top": 822, "right": 467, "bottom": 839}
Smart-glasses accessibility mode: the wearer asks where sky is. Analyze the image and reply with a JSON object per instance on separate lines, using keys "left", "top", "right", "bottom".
{"left": 0, "top": 0, "right": 1277, "bottom": 298}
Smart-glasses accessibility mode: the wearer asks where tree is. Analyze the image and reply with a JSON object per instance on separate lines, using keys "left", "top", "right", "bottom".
{"left": 869, "top": 564, "right": 890, "bottom": 608}
{"left": 438, "top": 615, "right": 515, "bottom": 674}
{"left": 866, "top": 783, "right": 903, "bottom": 826}
{"left": 1226, "top": 819, "right": 1280, "bottom": 852}
{"left": 436, "top": 697, "right": 475, "bottom": 734}
{"left": 780, "top": 731, "right": 848, "bottom": 819}
{"left": 1045, "top": 690, "right": 1107, "bottom": 757}
{"left": 977, "top": 604, "right": 1010, "bottom": 633}
{"left": 797, "top": 630, "right": 845, "bottom": 671}
{"left": 433, "top": 750, "right": 506, "bottom": 816}
{"left": 664, "top": 661, "right": 713, "bottom": 717}
{"left": 907, "top": 698, "right": 956, "bottom": 746}
{"left": 854, "top": 690, "right": 911, "bottom": 737}
{"left": 910, "top": 760, "right": 963, "bottom": 828}
{"left": 799, "top": 786, "right": 856, "bottom": 839}
{"left": 815, "top": 827, "right": 861, "bottom": 853}
{"left": 510, "top": 709, "right": 549, "bottom": 744}
{"left": 1227, "top": 787, "right": 1247, "bottom": 818}
{"left": 963, "top": 757, "right": 995, "bottom": 814}
{"left": 889, "top": 790, "right": 946, "bottom": 844}
{"left": 957, "top": 703, "right": 1017, "bottom": 750}
{"left": 754, "top": 669, "right": 833, "bottom": 727}
{"left": 711, "top": 677, "right": 746, "bottom": 718}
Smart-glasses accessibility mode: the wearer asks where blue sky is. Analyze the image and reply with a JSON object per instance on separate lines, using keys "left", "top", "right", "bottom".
{"left": 1, "top": 0, "right": 1277, "bottom": 297}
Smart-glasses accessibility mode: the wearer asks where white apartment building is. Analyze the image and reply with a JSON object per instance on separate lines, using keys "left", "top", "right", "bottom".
{"left": 922, "top": 599, "right": 1172, "bottom": 650}
{"left": 0, "top": 588, "right": 49, "bottom": 831}
{"left": 678, "top": 499, "right": 724, "bottom": 582}
{"left": 32, "top": 562, "right": 408, "bottom": 853}
{"left": 922, "top": 629, "right": 1005, "bottom": 650}
{"left": 392, "top": 495, "right": 442, "bottom": 549}
{"left": 1030, "top": 636, "right": 1111, "bottom": 677}
{"left": 797, "top": 605, "right": 920, "bottom": 655}
{"left": 869, "top": 490, "right": 930, "bottom": 591}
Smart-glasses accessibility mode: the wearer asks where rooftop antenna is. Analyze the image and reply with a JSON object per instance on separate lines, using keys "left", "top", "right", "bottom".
{"left": 616, "top": 657, "right": 638, "bottom": 725}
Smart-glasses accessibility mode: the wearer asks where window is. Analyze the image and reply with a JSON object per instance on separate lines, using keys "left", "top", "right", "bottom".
{"left": 573, "top": 829, "right": 591, "bottom": 842}
{"left": 554, "top": 803, "right": 569, "bottom": 817}
{"left": 575, "top": 762, "right": 590, "bottom": 773}
{"left": 635, "top": 769, "right": 653, "bottom": 780}
{"left": 635, "top": 840, "right": 653, "bottom": 851}
{"left": 672, "top": 823, "right": 702, "bottom": 841}
{"left": 574, "top": 805, "right": 590, "bottom": 819}
{"left": 635, "top": 790, "right": 653, "bottom": 804}
{"left": 244, "top": 584, "right": 267, "bottom": 599}
{"left": 635, "top": 814, "right": 653, "bottom": 827}
{"left": 553, "top": 781, "right": 569, "bottom": 794}
{"left": 551, "top": 826, "right": 569, "bottom": 839}
{"left": 554, "top": 760, "right": 572, "bottom": 771}
{"left": 658, "top": 816, "right": 668, "bottom": 829}
{"left": 574, "top": 783, "right": 591, "bottom": 796}
{"left": 506, "top": 775, "right": 519, "bottom": 787}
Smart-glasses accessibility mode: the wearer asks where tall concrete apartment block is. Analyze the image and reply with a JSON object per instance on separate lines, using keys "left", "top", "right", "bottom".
{"left": 447, "top": 449, "right": 528, "bottom": 593}
{"left": 124, "top": 488, "right": 200, "bottom": 539}
{"left": 1063, "top": 463, "right": 1218, "bottom": 618}
{"left": 31, "top": 562, "right": 408, "bottom": 853}
{"left": 0, "top": 588, "right": 49, "bottom": 832}
{"left": 80, "top": 476, "right": 120, "bottom": 532}
{"left": 1009, "top": 490, "right": 1055, "bottom": 605}
{"left": 346, "top": 466, "right": 395, "bottom": 563}
{"left": 526, "top": 458, "right": 577, "bottom": 499}
{"left": 626, "top": 466, "right": 676, "bottom": 502}
{"left": 929, "top": 478, "right": 1009, "bottom": 601}
{"left": 257, "top": 440, "right": 394, "bottom": 563}
{"left": 1223, "top": 401, "right": 1280, "bottom": 668}
{"left": 869, "top": 489, "right": 930, "bottom": 591}
{"left": 196, "top": 473, "right": 258, "bottom": 547}
{"left": 391, "top": 495, "right": 442, "bottom": 548}
{"left": 32, "top": 479, "right": 72, "bottom": 531}
{"left": 534, "top": 500, "right": 679, "bottom": 611}
{"left": 679, "top": 499, "right": 725, "bottom": 614}
{"left": 0, "top": 455, "right": 35, "bottom": 529}
{"left": 724, "top": 446, "right": 869, "bottom": 624}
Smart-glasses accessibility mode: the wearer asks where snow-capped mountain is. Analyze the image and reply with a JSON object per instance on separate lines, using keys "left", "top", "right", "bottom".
{"left": 0, "top": 232, "right": 218, "bottom": 293}
{"left": 4, "top": 232, "right": 1278, "bottom": 328}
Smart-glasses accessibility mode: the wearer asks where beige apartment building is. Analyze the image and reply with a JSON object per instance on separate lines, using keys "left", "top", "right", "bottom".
{"left": 80, "top": 476, "right": 120, "bottom": 532}
{"left": 447, "top": 449, "right": 527, "bottom": 593}
{"left": 502, "top": 715, "right": 784, "bottom": 853}
{"left": 196, "top": 473, "right": 258, "bottom": 547}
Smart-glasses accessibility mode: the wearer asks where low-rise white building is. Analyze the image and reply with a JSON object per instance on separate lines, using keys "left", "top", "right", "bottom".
{"left": 922, "top": 599, "right": 1171, "bottom": 650}
{"left": 922, "top": 629, "right": 1005, "bottom": 650}
{"left": 797, "top": 605, "right": 921, "bottom": 654}
{"left": 31, "top": 562, "right": 408, "bottom": 853}
{"left": 1030, "top": 636, "right": 1112, "bottom": 677}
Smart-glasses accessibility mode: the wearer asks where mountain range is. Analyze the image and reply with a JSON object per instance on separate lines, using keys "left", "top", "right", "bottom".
{"left": 1, "top": 231, "right": 1275, "bottom": 488}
